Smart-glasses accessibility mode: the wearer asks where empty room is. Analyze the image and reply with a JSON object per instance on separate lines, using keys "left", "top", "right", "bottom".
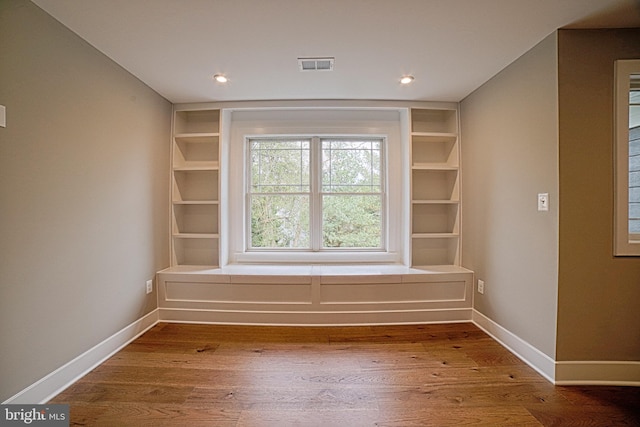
{"left": 1, "top": 0, "right": 640, "bottom": 425}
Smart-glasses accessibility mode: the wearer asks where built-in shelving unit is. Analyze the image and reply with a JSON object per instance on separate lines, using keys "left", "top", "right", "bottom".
{"left": 171, "top": 109, "right": 220, "bottom": 267}
{"left": 410, "top": 108, "right": 460, "bottom": 266}
{"left": 158, "top": 101, "right": 472, "bottom": 326}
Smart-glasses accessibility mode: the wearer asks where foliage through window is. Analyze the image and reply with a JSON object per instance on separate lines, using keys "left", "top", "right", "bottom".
{"left": 248, "top": 137, "right": 384, "bottom": 250}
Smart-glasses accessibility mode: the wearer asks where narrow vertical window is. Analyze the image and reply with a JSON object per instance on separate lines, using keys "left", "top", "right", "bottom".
{"left": 614, "top": 60, "right": 640, "bottom": 255}
{"left": 628, "top": 76, "right": 640, "bottom": 237}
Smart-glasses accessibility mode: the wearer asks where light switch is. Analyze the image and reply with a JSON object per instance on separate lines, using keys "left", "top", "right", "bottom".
{"left": 0, "top": 105, "right": 5, "bottom": 128}
{"left": 538, "top": 193, "right": 549, "bottom": 211}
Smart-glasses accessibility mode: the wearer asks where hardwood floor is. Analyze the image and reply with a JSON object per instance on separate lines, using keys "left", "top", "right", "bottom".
{"left": 51, "top": 322, "right": 640, "bottom": 426}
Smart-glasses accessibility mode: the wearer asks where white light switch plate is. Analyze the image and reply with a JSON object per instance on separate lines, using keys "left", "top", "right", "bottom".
{"left": 0, "top": 105, "right": 5, "bottom": 128}
{"left": 538, "top": 193, "right": 549, "bottom": 211}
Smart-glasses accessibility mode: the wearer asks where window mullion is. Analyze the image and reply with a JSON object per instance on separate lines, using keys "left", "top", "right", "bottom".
{"left": 311, "top": 136, "right": 322, "bottom": 251}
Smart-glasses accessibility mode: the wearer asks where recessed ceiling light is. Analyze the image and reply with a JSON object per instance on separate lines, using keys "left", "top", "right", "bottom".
{"left": 213, "top": 74, "right": 228, "bottom": 83}
{"left": 400, "top": 75, "right": 414, "bottom": 84}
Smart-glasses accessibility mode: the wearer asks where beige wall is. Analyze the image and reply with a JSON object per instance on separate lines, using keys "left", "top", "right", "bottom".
{"left": 557, "top": 28, "right": 640, "bottom": 362}
{"left": 460, "top": 33, "right": 559, "bottom": 358}
{"left": 0, "top": 0, "right": 171, "bottom": 401}
{"left": 461, "top": 28, "right": 640, "bottom": 364}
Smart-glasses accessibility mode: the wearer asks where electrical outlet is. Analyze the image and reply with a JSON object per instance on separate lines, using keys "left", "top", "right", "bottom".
{"left": 146, "top": 279, "right": 153, "bottom": 294}
{"left": 477, "top": 279, "right": 485, "bottom": 294}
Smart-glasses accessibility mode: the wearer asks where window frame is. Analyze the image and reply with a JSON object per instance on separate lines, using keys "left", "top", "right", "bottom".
{"left": 224, "top": 107, "right": 407, "bottom": 266}
{"left": 614, "top": 59, "right": 640, "bottom": 255}
{"left": 245, "top": 134, "right": 387, "bottom": 253}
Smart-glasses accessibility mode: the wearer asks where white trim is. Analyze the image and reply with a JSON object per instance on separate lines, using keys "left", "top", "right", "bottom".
{"left": 235, "top": 251, "right": 399, "bottom": 264}
{"left": 555, "top": 361, "right": 640, "bottom": 386}
{"left": 472, "top": 310, "right": 640, "bottom": 386}
{"left": 3, "top": 309, "right": 159, "bottom": 404}
{"left": 226, "top": 108, "right": 405, "bottom": 265}
{"left": 159, "top": 307, "right": 472, "bottom": 326}
{"left": 472, "top": 309, "right": 556, "bottom": 383}
{"left": 176, "top": 99, "right": 458, "bottom": 113}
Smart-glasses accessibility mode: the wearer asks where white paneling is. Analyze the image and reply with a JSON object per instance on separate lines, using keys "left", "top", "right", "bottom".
{"left": 165, "top": 281, "right": 312, "bottom": 304}
{"left": 321, "top": 281, "right": 467, "bottom": 304}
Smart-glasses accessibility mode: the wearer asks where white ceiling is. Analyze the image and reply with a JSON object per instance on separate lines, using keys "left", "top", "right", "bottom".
{"left": 31, "top": 0, "right": 640, "bottom": 104}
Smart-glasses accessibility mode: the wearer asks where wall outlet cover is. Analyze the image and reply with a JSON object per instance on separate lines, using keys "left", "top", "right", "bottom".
{"left": 537, "top": 193, "right": 549, "bottom": 211}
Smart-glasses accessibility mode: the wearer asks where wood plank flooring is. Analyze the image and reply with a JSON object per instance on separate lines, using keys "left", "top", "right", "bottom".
{"left": 50, "top": 323, "right": 640, "bottom": 426}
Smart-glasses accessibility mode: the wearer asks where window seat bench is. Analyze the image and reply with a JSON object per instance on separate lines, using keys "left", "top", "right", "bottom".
{"left": 156, "top": 265, "right": 474, "bottom": 325}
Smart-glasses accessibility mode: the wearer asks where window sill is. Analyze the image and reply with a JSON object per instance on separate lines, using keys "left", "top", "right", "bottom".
{"left": 234, "top": 251, "right": 400, "bottom": 264}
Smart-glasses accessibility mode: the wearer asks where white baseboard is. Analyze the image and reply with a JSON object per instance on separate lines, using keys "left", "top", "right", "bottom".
{"left": 471, "top": 309, "right": 556, "bottom": 383}
{"left": 555, "top": 361, "right": 640, "bottom": 386}
{"left": 158, "top": 307, "right": 473, "bottom": 326}
{"left": 472, "top": 310, "right": 640, "bottom": 386}
{"left": 3, "top": 309, "right": 159, "bottom": 404}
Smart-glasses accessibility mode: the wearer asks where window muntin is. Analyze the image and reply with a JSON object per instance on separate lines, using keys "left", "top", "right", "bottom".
{"left": 248, "top": 136, "right": 385, "bottom": 251}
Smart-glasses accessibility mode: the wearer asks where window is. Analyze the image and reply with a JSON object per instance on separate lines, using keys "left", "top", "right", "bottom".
{"left": 630, "top": 93, "right": 640, "bottom": 235}
{"left": 614, "top": 59, "right": 640, "bottom": 255}
{"left": 225, "top": 107, "right": 405, "bottom": 265}
{"left": 247, "top": 136, "right": 384, "bottom": 251}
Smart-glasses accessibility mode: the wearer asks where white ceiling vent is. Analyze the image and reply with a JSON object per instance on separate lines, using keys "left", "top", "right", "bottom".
{"left": 298, "top": 57, "right": 334, "bottom": 72}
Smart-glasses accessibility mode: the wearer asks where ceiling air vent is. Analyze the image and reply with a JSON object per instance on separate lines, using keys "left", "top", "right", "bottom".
{"left": 298, "top": 57, "right": 334, "bottom": 72}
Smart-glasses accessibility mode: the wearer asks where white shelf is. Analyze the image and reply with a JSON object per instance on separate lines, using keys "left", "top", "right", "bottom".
{"left": 173, "top": 200, "right": 219, "bottom": 205}
{"left": 412, "top": 200, "right": 459, "bottom": 204}
{"left": 410, "top": 133, "right": 458, "bottom": 168}
{"left": 173, "top": 233, "right": 220, "bottom": 239}
{"left": 411, "top": 131, "right": 457, "bottom": 137}
{"left": 173, "top": 163, "right": 219, "bottom": 171}
{"left": 174, "top": 132, "right": 219, "bottom": 171}
{"left": 174, "top": 132, "right": 220, "bottom": 141}
{"left": 412, "top": 164, "right": 458, "bottom": 170}
{"left": 412, "top": 233, "right": 460, "bottom": 239}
